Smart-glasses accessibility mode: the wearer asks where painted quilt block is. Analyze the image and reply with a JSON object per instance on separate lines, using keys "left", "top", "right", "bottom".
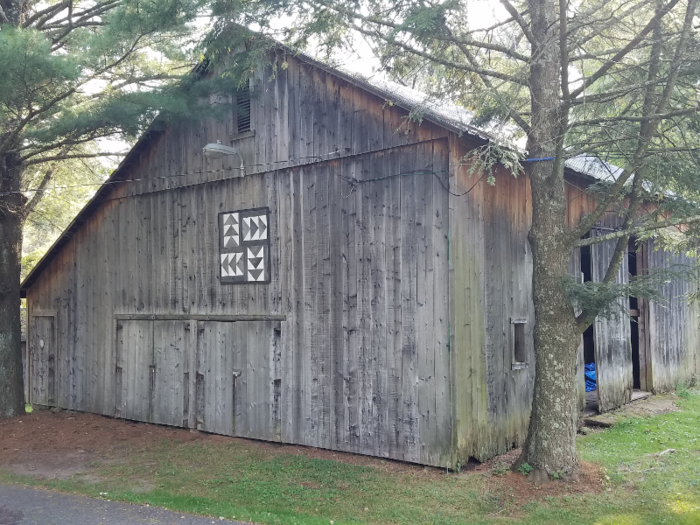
{"left": 218, "top": 207, "right": 270, "bottom": 283}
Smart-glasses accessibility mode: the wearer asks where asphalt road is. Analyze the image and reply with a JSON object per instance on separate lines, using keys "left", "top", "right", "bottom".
{"left": 0, "top": 483, "right": 242, "bottom": 525}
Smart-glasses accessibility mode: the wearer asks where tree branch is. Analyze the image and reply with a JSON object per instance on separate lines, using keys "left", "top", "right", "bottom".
{"left": 348, "top": 23, "right": 530, "bottom": 86}
{"left": 568, "top": 0, "right": 695, "bottom": 241}
{"left": 569, "top": 0, "right": 682, "bottom": 100}
{"left": 442, "top": 25, "right": 532, "bottom": 133}
{"left": 23, "top": 152, "right": 127, "bottom": 166}
{"left": 310, "top": 0, "right": 532, "bottom": 62}
{"left": 500, "top": 0, "right": 535, "bottom": 44}
{"left": 559, "top": 0, "right": 570, "bottom": 102}
{"left": 22, "top": 0, "right": 70, "bottom": 28}
{"left": 572, "top": 105, "right": 700, "bottom": 126}
{"left": 23, "top": 147, "right": 71, "bottom": 215}
{"left": 575, "top": 214, "right": 700, "bottom": 248}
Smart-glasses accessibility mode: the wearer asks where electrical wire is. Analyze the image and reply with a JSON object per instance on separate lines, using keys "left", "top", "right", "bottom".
{"left": 4, "top": 148, "right": 494, "bottom": 203}
{"left": 0, "top": 152, "right": 342, "bottom": 197}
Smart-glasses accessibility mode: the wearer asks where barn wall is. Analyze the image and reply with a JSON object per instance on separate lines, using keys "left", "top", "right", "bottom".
{"left": 26, "top": 52, "right": 455, "bottom": 466}
{"left": 643, "top": 239, "right": 699, "bottom": 392}
{"left": 448, "top": 138, "right": 535, "bottom": 462}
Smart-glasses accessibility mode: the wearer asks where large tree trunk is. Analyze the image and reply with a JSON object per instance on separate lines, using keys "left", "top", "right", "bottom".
{"left": 516, "top": 0, "right": 581, "bottom": 477}
{"left": 518, "top": 221, "right": 581, "bottom": 476}
{"left": 0, "top": 151, "right": 26, "bottom": 419}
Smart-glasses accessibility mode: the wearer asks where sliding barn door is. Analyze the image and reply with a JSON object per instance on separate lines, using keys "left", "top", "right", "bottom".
{"left": 115, "top": 320, "right": 190, "bottom": 425}
{"left": 151, "top": 321, "right": 190, "bottom": 427}
{"left": 115, "top": 320, "right": 155, "bottom": 422}
{"left": 114, "top": 318, "right": 281, "bottom": 440}
{"left": 590, "top": 230, "right": 633, "bottom": 412}
{"left": 195, "top": 321, "right": 281, "bottom": 441}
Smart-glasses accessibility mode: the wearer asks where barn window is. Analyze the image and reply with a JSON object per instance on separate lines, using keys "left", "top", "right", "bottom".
{"left": 235, "top": 88, "right": 251, "bottom": 134}
{"left": 511, "top": 317, "right": 527, "bottom": 369}
{"left": 219, "top": 207, "right": 270, "bottom": 284}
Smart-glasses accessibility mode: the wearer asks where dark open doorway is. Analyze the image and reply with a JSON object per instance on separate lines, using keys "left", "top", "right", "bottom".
{"left": 629, "top": 238, "right": 641, "bottom": 389}
{"left": 580, "top": 243, "right": 598, "bottom": 412}
{"left": 628, "top": 237, "right": 651, "bottom": 394}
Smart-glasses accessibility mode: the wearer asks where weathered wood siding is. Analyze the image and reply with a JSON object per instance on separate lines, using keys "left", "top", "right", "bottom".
{"left": 590, "top": 225, "right": 632, "bottom": 412}
{"left": 567, "top": 250, "right": 586, "bottom": 412}
{"left": 449, "top": 140, "right": 535, "bottom": 462}
{"left": 26, "top": 52, "right": 456, "bottom": 466}
{"left": 642, "top": 239, "right": 699, "bottom": 392}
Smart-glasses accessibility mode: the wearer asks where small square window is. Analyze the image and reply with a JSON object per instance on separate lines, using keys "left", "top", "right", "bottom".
{"left": 511, "top": 317, "right": 527, "bottom": 368}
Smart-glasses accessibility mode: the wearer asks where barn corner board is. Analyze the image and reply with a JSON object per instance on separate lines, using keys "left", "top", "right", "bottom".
{"left": 21, "top": 48, "right": 700, "bottom": 468}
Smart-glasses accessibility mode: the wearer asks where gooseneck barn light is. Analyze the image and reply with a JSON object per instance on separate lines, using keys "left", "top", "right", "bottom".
{"left": 203, "top": 140, "right": 246, "bottom": 175}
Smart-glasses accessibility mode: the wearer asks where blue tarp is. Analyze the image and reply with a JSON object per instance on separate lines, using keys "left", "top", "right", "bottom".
{"left": 585, "top": 362, "right": 597, "bottom": 392}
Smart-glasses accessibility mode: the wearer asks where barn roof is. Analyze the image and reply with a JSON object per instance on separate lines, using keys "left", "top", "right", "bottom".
{"left": 19, "top": 49, "right": 610, "bottom": 297}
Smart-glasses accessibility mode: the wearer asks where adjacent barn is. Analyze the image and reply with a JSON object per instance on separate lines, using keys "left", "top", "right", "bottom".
{"left": 20, "top": 49, "right": 700, "bottom": 468}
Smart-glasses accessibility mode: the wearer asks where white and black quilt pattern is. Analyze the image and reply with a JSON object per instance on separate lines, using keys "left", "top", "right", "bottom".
{"left": 218, "top": 207, "right": 270, "bottom": 284}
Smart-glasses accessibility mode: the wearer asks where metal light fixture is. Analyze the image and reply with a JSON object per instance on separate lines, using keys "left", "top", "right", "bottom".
{"left": 203, "top": 140, "right": 246, "bottom": 175}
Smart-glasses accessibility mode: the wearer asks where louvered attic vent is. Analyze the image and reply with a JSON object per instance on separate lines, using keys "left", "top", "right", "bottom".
{"left": 236, "top": 89, "right": 251, "bottom": 134}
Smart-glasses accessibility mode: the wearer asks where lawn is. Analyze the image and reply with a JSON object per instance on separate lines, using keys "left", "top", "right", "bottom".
{"left": 1, "top": 392, "right": 700, "bottom": 524}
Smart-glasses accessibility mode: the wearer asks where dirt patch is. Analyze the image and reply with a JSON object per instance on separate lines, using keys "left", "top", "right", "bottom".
{"left": 474, "top": 448, "right": 522, "bottom": 473}
{"left": 621, "top": 395, "right": 679, "bottom": 417}
{"left": 582, "top": 394, "right": 679, "bottom": 429}
{"left": 488, "top": 460, "right": 603, "bottom": 501}
{"left": 470, "top": 448, "right": 604, "bottom": 515}
{"left": 0, "top": 409, "right": 435, "bottom": 480}
{"left": 0, "top": 409, "right": 201, "bottom": 480}
{"left": 0, "top": 410, "right": 604, "bottom": 508}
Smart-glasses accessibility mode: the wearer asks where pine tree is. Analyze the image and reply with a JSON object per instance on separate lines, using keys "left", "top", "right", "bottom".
{"left": 219, "top": 0, "right": 700, "bottom": 476}
{"left": 0, "top": 0, "right": 217, "bottom": 419}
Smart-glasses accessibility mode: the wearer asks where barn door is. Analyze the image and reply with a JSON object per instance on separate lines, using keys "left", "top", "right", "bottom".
{"left": 115, "top": 320, "right": 190, "bottom": 426}
{"left": 29, "top": 315, "right": 56, "bottom": 406}
{"left": 151, "top": 321, "right": 190, "bottom": 427}
{"left": 195, "top": 321, "right": 281, "bottom": 441}
{"left": 590, "top": 229, "right": 633, "bottom": 412}
{"left": 115, "top": 320, "right": 153, "bottom": 422}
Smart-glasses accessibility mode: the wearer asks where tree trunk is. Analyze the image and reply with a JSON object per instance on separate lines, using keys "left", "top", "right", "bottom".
{"left": 518, "top": 224, "right": 581, "bottom": 476}
{"left": 0, "top": 151, "right": 26, "bottom": 419}
{"left": 515, "top": 0, "right": 581, "bottom": 477}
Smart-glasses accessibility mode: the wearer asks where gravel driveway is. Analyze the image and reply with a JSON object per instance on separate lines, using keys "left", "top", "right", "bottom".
{"left": 0, "top": 483, "right": 242, "bottom": 525}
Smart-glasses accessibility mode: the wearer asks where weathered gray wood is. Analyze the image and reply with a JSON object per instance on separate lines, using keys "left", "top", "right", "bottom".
{"left": 152, "top": 320, "right": 188, "bottom": 427}
{"left": 400, "top": 145, "right": 420, "bottom": 464}
{"left": 567, "top": 249, "right": 586, "bottom": 412}
{"left": 315, "top": 162, "right": 331, "bottom": 449}
{"left": 277, "top": 171, "right": 295, "bottom": 443}
{"left": 430, "top": 141, "right": 451, "bottom": 465}
{"left": 643, "top": 238, "right": 698, "bottom": 392}
{"left": 384, "top": 147, "right": 403, "bottom": 460}
{"left": 29, "top": 315, "right": 56, "bottom": 406}
{"left": 115, "top": 320, "right": 153, "bottom": 422}
{"left": 291, "top": 167, "right": 305, "bottom": 446}
{"left": 590, "top": 227, "right": 632, "bottom": 412}
{"left": 114, "top": 314, "right": 286, "bottom": 321}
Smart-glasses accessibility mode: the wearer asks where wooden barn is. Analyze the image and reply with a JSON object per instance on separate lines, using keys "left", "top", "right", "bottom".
{"left": 20, "top": 49, "right": 700, "bottom": 468}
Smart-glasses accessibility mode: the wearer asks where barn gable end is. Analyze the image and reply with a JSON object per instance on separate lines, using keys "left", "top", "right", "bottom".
{"left": 23, "top": 51, "right": 468, "bottom": 467}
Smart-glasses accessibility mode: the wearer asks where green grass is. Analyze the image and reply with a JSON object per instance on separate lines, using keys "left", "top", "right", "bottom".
{"left": 3, "top": 393, "right": 700, "bottom": 524}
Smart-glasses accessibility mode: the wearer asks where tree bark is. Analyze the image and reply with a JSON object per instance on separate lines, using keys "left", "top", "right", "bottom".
{"left": 515, "top": 0, "right": 581, "bottom": 477}
{"left": 0, "top": 150, "right": 26, "bottom": 419}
